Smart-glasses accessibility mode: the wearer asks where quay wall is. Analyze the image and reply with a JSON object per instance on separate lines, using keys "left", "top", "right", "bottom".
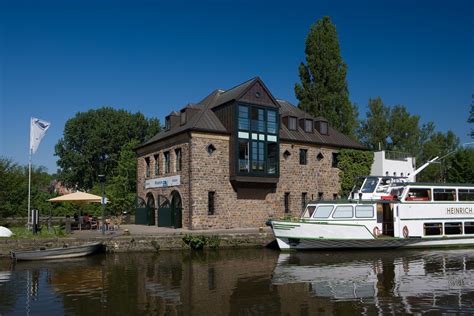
{"left": 0, "top": 231, "right": 275, "bottom": 258}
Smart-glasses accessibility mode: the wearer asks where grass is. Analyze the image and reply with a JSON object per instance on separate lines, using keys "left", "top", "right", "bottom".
{"left": 8, "top": 225, "right": 70, "bottom": 240}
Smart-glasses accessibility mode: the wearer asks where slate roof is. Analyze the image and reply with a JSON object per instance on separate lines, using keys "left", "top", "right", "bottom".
{"left": 138, "top": 78, "right": 365, "bottom": 150}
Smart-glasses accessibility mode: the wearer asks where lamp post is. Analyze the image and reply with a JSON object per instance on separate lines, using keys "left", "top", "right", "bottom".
{"left": 98, "top": 174, "right": 106, "bottom": 234}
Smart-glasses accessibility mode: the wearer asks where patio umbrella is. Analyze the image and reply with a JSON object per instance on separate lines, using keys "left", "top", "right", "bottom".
{"left": 48, "top": 192, "right": 108, "bottom": 230}
{"left": 48, "top": 191, "right": 103, "bottom": 203}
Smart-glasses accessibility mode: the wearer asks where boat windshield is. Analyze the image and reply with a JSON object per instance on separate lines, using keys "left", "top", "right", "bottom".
{"left": 361, "top": 177, "right": 379, "bottom": 193}
{"left": 301, "top": 205, "right": 316, "bottom": 218}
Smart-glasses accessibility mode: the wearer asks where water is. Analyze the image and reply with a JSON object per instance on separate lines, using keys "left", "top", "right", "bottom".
{"left": 1, "top": 248, "right": 474, "bottom": 315}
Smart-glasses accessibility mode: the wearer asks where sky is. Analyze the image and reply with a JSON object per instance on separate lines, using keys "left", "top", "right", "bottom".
{"left": 1, "top": 0, "right": 473, "bottom": 174}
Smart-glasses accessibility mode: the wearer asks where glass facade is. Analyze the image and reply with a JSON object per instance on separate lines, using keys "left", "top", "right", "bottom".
{"left": 237, "top": 104, "right": 279, "bottom": 176}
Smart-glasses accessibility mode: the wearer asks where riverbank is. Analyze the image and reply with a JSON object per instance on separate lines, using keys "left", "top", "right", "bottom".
{"left": 0, "top": 225, "right": 275, "bottom": 257}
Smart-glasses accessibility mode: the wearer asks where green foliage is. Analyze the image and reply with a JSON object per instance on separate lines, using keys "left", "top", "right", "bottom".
{"left": 337, "top": 149, "right": 374, "bottom": 197}
{"left": 388, "top": 105, "right": 421, "bottom": 155}
{"left": 295, "top": 16, "right": 358, "bottom": 139}
{"left": 182, "top": 234, "right": 208, "bottom": 250}
{"left": 358, "top": 97, "right": 390, "bottom": 150}
{"left": 207, "top": 236, "right": 221, "bottom": 249}
{"left": 55, "top": 107, "right": 160, "bottom": 190}
{"left": 9, "top": 225, "right": 68, "bottom": 239}
{"left": 416, "top": 131, "right": 459, "bottom": 182}
{"left": 0, "top": 158, "right": 55, "bottom": 218}
{"left": 446, "top": 148, "right": 474, "bottom": 183}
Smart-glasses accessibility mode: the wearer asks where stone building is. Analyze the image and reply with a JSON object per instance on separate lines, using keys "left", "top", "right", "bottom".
{"left": 135, "top": 77, "right": 364, "bottom": 230}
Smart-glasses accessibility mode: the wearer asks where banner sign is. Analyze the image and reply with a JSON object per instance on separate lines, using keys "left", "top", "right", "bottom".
{"left": 30, "top": 117, "right": 51, "bottom": 154}
{"left": 145, "top": 175, "right": 180, "bottom": 189}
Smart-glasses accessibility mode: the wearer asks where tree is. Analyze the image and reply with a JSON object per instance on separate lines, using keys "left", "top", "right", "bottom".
{"left": 416, "top": 131, "right": 459, "bottom": 182}
{"left": 295, "top": 16, "right": 358, "bottom": 138}
{"left": 447, "top": 148, "right": 474, "bottom": 183}
{"left": 358, "top": 97, "right": 390, "bottom": 150}
{"left": 337, "top": 149, "right": 374, "bottom": 197}
{"left": 0, "top": 157, "right": 54, "bottom": 219}
{"left": 55, "top": 107, "right": 160, "bottom": 190}
{"left": 388, "top": 105, "right": 421, "bottom": 155}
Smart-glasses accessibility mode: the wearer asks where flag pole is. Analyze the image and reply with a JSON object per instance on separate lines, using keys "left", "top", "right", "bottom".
{"left": 28, "top": 146, "right": 32, "bottom": 230}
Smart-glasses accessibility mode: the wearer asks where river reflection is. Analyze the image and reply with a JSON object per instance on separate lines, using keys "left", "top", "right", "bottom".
{"left": 1, "top": 248, "right": 474, "bottom": 315}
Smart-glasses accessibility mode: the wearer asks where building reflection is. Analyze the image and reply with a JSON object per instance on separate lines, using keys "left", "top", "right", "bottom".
{"left": 2, "top": 248, "right": 474, "bottom": 314}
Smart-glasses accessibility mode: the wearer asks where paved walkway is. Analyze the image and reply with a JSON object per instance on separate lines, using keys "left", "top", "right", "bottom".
{"left": 71, "top": 224, "right": 272, "bottom": 238}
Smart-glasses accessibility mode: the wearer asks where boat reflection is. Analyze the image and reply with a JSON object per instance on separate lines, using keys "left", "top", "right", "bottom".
{"left": 272, "top": 249, "right": 474, "bottom": 312}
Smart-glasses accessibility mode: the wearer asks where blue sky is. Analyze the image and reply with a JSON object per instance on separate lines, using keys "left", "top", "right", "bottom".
{"left": 1, "top": 0, "right": 473, "bottom": 173}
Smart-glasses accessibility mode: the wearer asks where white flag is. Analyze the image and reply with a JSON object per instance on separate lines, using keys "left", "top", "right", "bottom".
{"left": 30, "top": 117, "right": 51, "bottom": 154}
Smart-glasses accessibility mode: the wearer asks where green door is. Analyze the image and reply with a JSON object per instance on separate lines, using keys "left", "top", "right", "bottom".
{"left": 171, "top": 191, "right": 182, "bottom": 229}
{"left": 158, "top": 195, "right": 172, "bottom": 227}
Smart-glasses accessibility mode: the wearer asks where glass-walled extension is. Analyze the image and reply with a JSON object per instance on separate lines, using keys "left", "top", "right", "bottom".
{"left": 236, "top": 104, "right": 279, "bottom": 176}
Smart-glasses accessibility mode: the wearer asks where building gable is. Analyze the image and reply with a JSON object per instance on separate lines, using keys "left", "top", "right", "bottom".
{"left": 238, "top": 79, "right": 279, "bottom": 108}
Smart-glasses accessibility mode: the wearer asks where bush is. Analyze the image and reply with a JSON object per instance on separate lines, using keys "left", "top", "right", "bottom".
{"left": 338, "top": 149, "right": 374, "bottom": 198}
{"left": 182, "top": 234, "right": 208, "bottom": 250}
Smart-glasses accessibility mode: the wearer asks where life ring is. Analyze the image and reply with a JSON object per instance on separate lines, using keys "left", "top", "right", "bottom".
{"left": 403, "top": 225, "right": 409, "bottom": 238}
{"left": 373, "top": 226, "right": 381, "bottom": 237}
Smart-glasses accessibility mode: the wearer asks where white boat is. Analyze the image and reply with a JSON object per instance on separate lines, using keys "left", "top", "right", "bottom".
{"left": 10, "top": 242, "right": 103, "bottom": 261}
{"left": 268, "top": 182, "right": 474, "bottom": 250}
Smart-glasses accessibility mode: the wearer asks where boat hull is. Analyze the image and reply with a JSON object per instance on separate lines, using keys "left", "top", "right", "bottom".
{"left": 271, "top": 220, "right": 474, "bottom": 251}
{"left": 11, "top": 242, "right": 103, "bottom": 261}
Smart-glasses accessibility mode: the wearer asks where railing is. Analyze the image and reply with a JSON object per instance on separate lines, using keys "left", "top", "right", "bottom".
{"left": 385, "top": 151, "right": 411, "bottom": 161}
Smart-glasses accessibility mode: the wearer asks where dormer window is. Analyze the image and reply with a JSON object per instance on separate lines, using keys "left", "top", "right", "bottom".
{"left": 315, "top": 119, "right": 328, "bottom": 135}
{"left": 288, "top": 117, "right": 297, "bottom": 130}
{"left": 180, "top": 110, "right": 186, "bottom": 125}
{"left": 165, "top": 117, "right": 170, "bottom": 131}
{"left": 304, "top": 119, "right": 313, "bottom": 133}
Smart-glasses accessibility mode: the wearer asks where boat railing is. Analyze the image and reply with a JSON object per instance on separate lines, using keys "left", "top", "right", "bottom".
{"left": 385, "top": 150, "right": 411, "bottom": 161}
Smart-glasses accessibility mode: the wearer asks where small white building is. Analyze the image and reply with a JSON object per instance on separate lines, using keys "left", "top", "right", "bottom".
{"left": 370, "top": 151, "right": 416, "bottom": 180}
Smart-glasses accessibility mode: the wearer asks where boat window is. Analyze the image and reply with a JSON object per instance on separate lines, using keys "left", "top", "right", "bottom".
{"left": 389, "top": 187, "right": 404, "bottom": 199}
{"left": 465, "top": 222, "right": 474, "bottom": 234}
{"left": 433, "top": 188, "right": 456, "bottom": 201}
{"left": 424, "top": 223, "right": 442, "bottom": 236}
{"left": 361, "top": 177, "right": 378, "bottom": 193}
{"left": 405, "top": 188, "right": 431, "bottom": 201}
{"left": 313, "top": 205, "right": 333, "bottom": 218}
{"left": 459, "top": 189, "right": 474, "bottom": 201}
{"left": 302, "top": 205, "right": 316, "bottom": 218}
{"left": 332, "top": 205, "right": 353, "bottom": 218}
{"left": 355, "top": 205, "right": 374, "bottom": 218}
{"left": 444, "top": 222, "right": 462, "bottom": 235}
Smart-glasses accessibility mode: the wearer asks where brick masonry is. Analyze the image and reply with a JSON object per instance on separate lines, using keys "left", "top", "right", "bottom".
{"left": 137, "top": 132, "right": 341, "bottom": 230}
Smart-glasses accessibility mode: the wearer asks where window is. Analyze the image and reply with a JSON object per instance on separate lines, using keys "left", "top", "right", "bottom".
{"left": 154, "top": 154, "right": 159, "bottom": 175}
{"left": 207, "top": 143, "right": 216, "bottom": 155}
{"left": 333, "top": 205, "right": 353, "bottom": 218}
{"left": 238, "top": 106, "right": 249, "bottom": 130}
{"left": 318, "top": 192, "right": 324, "bottom": 200}
{"left": 444, "top": 222, "right": 462, "bottom": 235}
{"left": 164, "top": 151, "right": 170, "bottom": 173}
{"left": 361, "top": 177, "right": 379, "bottom": 193}
{"left": 332, "top": 153, "right": 339, "bottom": 168}
{"left": 208, "top": 191, "right": 215, "bottom": 215}
{"left": 267, "top": 110, "right": 277, "bottom": 134}
{"left": 313, "top": 205, "right": 333, "bottom": 218}
{"left": 284, "top": 193, "right": 290, "bottom": 213}
{"left": 317, "top": 152, "right": 324, "bottom": 161}
{"left": 424, "top": 223, "right": 442, "bottom": 236}
{"left": 145, "top": 157, "right": 150, "bottom": 177}
{"left": 303, "top": 205, "right": 316, "bottom": 218}
{"left": 304, "top": 119, "right": 313, "bottom": 132}
{"left": 288, "top": 117, "right": 297, "bottom": 130}
{"left": 251, "top": 141, "right": 265, "bottom": 172}
{"left": 239, "top": 140, "right": 249, "bottom": 172}
{"left": 251, "top": 107, "right": 265, "bottom": 132}
{"left": 319, "top": 121, "right": 328, "bottom": 135}
{"left": 267, "top": 142, "right": 277, "bottom": 174}
{"left": 301, "top": 192, "right": 307, "bottom": 211}
{"left": 433, "top": 188, "right": 456, "bottom": 201}
{"left": 237, "top": 104, "right": 278, "bottom": 176}
{"left": 333, "top": 193, "right": 338, "bottom": 200}
{"left": 459, "top": 189, "right": 474, "bottom": 201}
{"left": 406, "top": 188, "right": 431, "bottom": 201}
{"left": 165, "top": 117, "right": 170, "bottom": 130}
{"left": 465, "top": 222, "right": 474, "bottom": 234}
{"left": 283, "top": 150, "right": 291, "bottom": 160}
{"left": 175, "top": 148, "right": 182, "bottom": 172}
{"left": 180, "top": 111, "right": 186, "bottom": 125}
{"left": 299, "top": 149, "right": 307, "bottom": 165}
{"left": 355, "top": 205, "right": 374, "bottom": 218}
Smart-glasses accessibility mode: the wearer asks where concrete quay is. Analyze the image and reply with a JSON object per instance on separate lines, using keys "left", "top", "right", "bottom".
{"left": 0, "top": 225, "right": 276, "bottom": 257}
